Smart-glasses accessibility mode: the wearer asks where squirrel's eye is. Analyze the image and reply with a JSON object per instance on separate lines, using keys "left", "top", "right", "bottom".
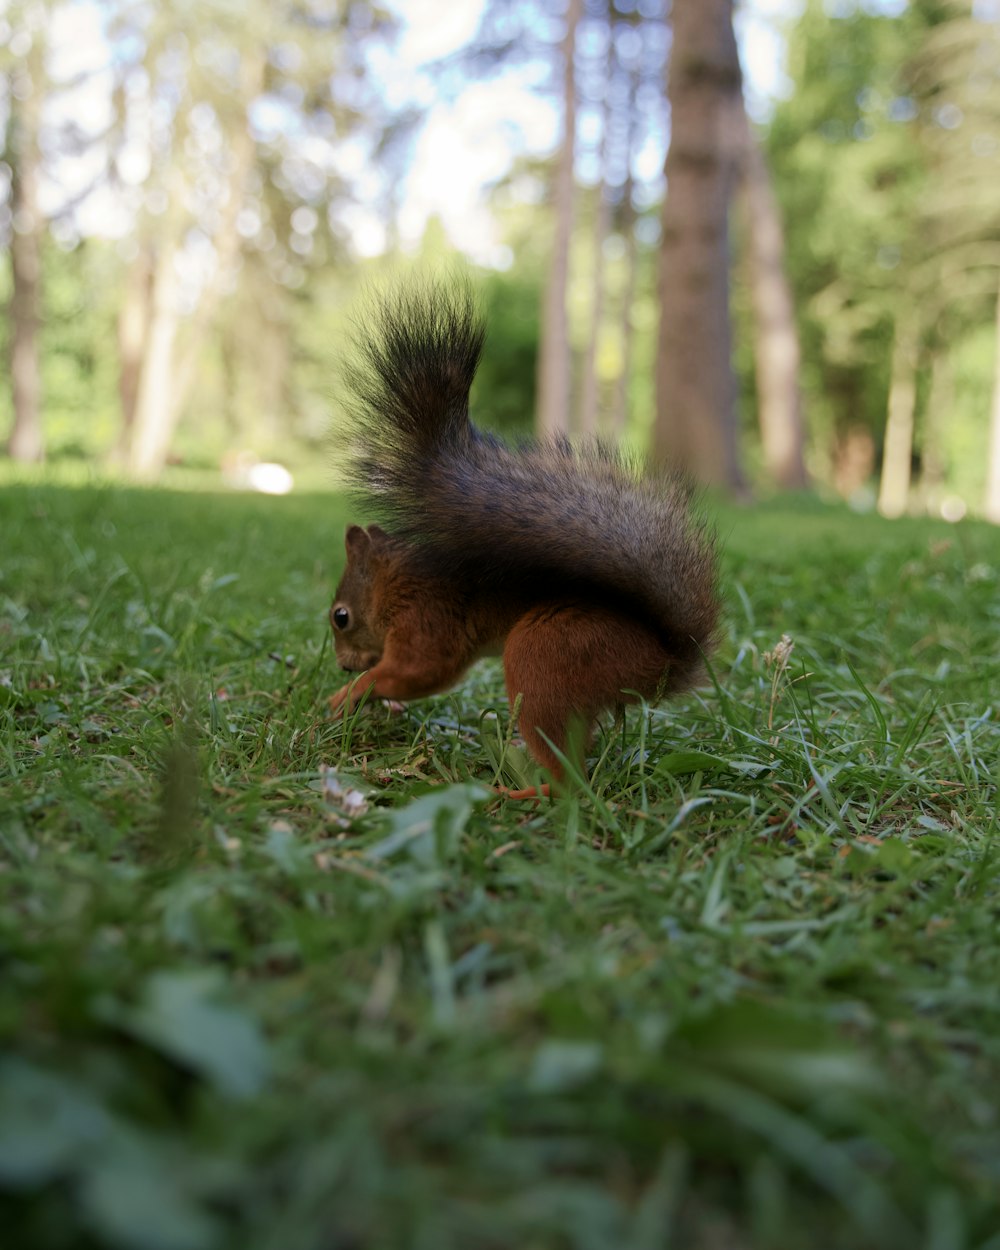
{"left": 331, "top": 606, "right": 350, "bottom": 631}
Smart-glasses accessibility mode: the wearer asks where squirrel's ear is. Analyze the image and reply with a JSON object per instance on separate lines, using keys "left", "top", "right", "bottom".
{"left": 345, "top": 524, "right": 370, "bottom": 556}
{"left": 366, "top": 524, "right": 388, "bottom": 546}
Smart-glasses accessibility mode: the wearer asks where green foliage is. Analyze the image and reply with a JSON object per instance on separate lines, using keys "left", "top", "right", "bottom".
{"left": 766, "top": 0, "right": 925, "bottom": 450}
{"left": 41, "top": 242, "right": 121, "bottom": 460}
{"left": 1, "top": 477, "right": 998, "bottom": 1248}
{"left": 0, "top": 240, "right": 121, "bottom": 462}
{"left": 765, "top": 0, "right": 1000, "bottom": 500}
{"left": 947, "top": 322, "right": 997, "bottom": 501}
{"left": 474, "top": 266, "right": 540, "bottom": 436}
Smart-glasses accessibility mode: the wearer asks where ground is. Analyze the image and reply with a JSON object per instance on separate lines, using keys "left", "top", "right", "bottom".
{"left": 1, "top": 475, "right": 998, "bottom": 1249}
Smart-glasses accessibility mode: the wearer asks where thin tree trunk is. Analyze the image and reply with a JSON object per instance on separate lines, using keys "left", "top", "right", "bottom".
{"left": 918, "top": 345, "right": 950, "bottom": 512}
{"left": 113, "top": 244, "right": 154, "bottom": 465}
{"left": 536, "top": 0, "right": 581, "bottom": 440}
{"left": 985, "top": 277, "right": 1000, "bottom": 524}
{"left": 579, "top": 186, "right": 612, "bottom": 438}
{"left": 579, "top": 36, "right": 615, "bottom": 439}
{"left": 169, "top": 120, "right": 256, "bottom": 425}
{"left": 220, "top": 324, "right": 242, "bottom": 437}
{"left": 128, "top": 244, "right": 182, "bottom": 478}
{"left": 126, "top": 54, "right": 263, "bottom": 477}
{"left": 612, "top": 65, "right": 639, "bottom": 439}
{"left": 259, "top": 308, "right": 290, "bottom": 445}
{"left": 877, "top": 317, "right": 919, "bottom": 518}
{"left": 653, "top": 0, "right": 746, "bottom": 492}
{"left": 6, "top": 50, "right": 45, "bottom": 464}
{"left": 613, "top": 186, "right": 638, "bottom": 439}
{"left": 740, "top": 108, "right": 808, "bottom": 490}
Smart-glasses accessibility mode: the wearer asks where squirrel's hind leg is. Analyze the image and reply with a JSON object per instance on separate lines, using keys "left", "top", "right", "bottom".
{"left": 502, "top": 603, "right": 669, "bottom": 787}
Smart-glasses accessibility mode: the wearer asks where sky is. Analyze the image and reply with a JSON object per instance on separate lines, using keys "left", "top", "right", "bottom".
{"left": 28, "top": 0, "right": 808, "bottom": 264}
{"left": 373, "top": 0, "right": 804, "bottom": 264}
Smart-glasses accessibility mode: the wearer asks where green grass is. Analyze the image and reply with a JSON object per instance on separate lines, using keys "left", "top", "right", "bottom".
{"left": 1, "top": 475, "right": 998, "bottom": 1250}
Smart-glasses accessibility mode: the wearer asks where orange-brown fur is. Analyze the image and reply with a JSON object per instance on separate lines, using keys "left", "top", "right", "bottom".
{"left": 327, "top": 284, "right": 720, "bottom": 792}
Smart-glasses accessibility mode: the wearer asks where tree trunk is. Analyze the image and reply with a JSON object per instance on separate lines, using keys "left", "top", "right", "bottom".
{"left": 113, "top": 245, "right": 154, "bottom": 465}
{"left": 259, "top": 307, "right": 290, "bottom": 445}
{"left": 654, "top": 0, "right": 746, "bottom": 492}
{"left": 612, "top": 64, "right": 640, "bottom": 439}
{"left": 6, "top": 51, "right": 45, "bottom": 464}
{"left": 917, "top": 345, "right": 950, "bottom": 512}
{"left": 740, "top": 108, "right": 808, "bottom": 490}
{"left": 985, "top": 277, "right": 1000, "bottom": 525}
{"left": 127, "top": 244, "right": 182, "bottom": 478}
{"left": 613, "top": 186, "right": 638, "bottom": 439}
{"left": 579, "top": 186, "right": 612, "bottom": 439}
{"left": 536, "top": 0, "right": 581, "bottom": 440}
{"left": 877, "top": 317, "right": 919, "bottom": 518}
{"left": 125, "top": 54, "right": 263, "bottom": 477}
{"left": 579, "top": 36, "right": 615, "bottom": 440}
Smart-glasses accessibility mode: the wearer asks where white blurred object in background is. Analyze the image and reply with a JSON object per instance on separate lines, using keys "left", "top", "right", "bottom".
{"left": 222, "top": 451, "right": 294, "bottom": 495}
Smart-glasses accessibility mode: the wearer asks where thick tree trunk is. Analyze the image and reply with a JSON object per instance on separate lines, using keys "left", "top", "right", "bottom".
{"left": 985, "top": 278, "right": 1000, "bottom": 524}
{"left": 740, "top": 109, "right": 808, "bottom": 490}
{"left": 654, "top": 0, "right": 746, "bottom": 491}
{"left": 877, "top": 317, "right": 919, "bottom": 518}
{"left": 536, "top": 0, "right": 581, "bottom": 440}
{"left": 6, "top": 54, "right": 45, "bottom": 464}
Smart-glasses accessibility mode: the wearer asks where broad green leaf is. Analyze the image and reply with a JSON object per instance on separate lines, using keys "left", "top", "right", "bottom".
{"left": 365, "top": 783, "right": 490, "bottom": 866}
{"left": 657, "top": 750, "right": 723, "bottom": 775}
{"left": 529, "top": 1040, "right": 604, "bottom": 1093}
{"left": 120, "top": 971, "right": 269, "bottom": 1100}
{"left": 674, "top": 1000, "right": 879, "bottom": 1102}
{"left": 80, "top": 1138, "right": 223, "bottom": 1250}
{"left": 0, "top": 1060, "right": 111, "bottom": 1185}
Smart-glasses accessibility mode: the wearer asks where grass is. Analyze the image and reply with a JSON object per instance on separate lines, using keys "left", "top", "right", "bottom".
{"left": 1, "top": 473, "right": 998, "bottom": 1250}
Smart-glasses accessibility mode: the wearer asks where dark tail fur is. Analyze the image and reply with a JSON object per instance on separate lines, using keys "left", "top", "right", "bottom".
{"left": 339, "top": 283, "right": 719, "bottom": 691}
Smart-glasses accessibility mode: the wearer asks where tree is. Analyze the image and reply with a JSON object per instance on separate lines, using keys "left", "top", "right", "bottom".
{"left": 909, "top": 0, "right": 1000, "bottom": 519}
{"left": 578, "top": 24, "right": 614, "bottom": 440}
{"left": 576, "top": 0, "right": 659, "bottom": 442}
{"left": 765, "top": 0, "right": 926, "bottom": 493}
{"left": 876, "top": 312, "right": 919, "bottom": 517}
{"left": 739, "top": 108, "right": 808, "bottom": 490}
{"left": 611, "top": 92, "right": 639, "bottom": 439}
{"left": 986, "top": 276, "right": 1000, "bottom": 523}
{"left": 607, "top": 7, "right": 660, "bottom": 439}
{"left": 105, "top": 0, "right": 396, "bottom": 477}
{"left": 3, "top": 7, "right": 46, "bottom": 463}
{"left": 654, "top": 0, "right": 746, "bottom": 491}
{"left": 536, "top": 0, "right": 581, "bottom": 439}
{"left": 767, "top": 0, "right": 1000, "bottom": 514}
{"left": 114, "top": 244, "right": 152, "bottom": 464}
{"left": 124, "top": 46, "right": 265, "bottom": 478}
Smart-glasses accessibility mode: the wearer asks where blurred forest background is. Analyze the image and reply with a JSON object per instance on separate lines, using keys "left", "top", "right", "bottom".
{"left": 1, "top": 0, "right": 999, "bottom": 522}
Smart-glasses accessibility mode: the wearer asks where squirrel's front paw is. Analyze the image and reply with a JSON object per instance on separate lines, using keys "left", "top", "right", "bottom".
{"left": 329, "top": 683, "right": 403, "bottom": 718}
{"left": 328, "top": 686, "right": 353, "bottom": 717}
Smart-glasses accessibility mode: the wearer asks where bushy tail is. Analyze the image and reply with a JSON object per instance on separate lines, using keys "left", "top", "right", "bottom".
{"left": 338, "top": 283, "right": 719, "bottom": 690}
{"left": 341, "top": 283, "right": 485, "bottom": 489}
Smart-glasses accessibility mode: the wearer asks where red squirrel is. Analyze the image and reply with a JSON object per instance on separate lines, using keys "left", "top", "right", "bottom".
{"left": 327, "top": 284, "right": 720, "bottom": 796}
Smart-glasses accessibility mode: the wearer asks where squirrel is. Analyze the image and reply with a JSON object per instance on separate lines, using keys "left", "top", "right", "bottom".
{"left": 327, "top": 283, "right": 720, "bottom": 797}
